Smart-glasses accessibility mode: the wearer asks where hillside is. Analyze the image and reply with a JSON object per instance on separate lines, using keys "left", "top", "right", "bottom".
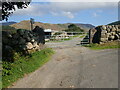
{"left": 10, "top": 20, "right": 65, "bottom": 31}
{"left": 108, "top": 21, "right": 120, "bottom": 25}
{"left": 8, "top": 20, "right": 95, "bottom": 31}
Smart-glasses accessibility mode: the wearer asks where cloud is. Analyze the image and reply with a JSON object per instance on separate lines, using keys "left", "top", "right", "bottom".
{"left": 62, "top": 11, "right": 74, "bottom": 19}
{"left": 12, "top": 2, "right": 118, "bottom": 19}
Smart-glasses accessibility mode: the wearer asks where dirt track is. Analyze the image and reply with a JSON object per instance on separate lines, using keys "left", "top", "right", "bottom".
{"left": 11, "top": 37, "right": 118, "bottom": 88}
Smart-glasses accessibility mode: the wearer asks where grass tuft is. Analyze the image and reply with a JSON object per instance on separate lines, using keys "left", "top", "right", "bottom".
{"left": 83, "top": 41, "right": 120, "bottom": 50}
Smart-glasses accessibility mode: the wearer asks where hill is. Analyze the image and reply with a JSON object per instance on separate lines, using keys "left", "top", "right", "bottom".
{"left": 0, "top": 21, "right": 17, "bottom": 26}
{"left": 108, "top": 21, "right": 120, "bottom": 25}
{"left": 6, "top": 20, "right": 94, "bottom": 31}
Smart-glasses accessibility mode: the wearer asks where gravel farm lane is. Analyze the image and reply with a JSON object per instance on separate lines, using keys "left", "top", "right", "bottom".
{"left": 11, "top": 37, "right": 118, "bottom": 88}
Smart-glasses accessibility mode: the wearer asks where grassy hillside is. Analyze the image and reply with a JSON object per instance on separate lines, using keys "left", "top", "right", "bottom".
{"left": 108, "top": 21, "right": 120, "bottom": 25}
{"left": 10, "top": 20, "right": 66, "bottom": 31}
{"left": 10, "top": 20, "right": 94, "bottom": 31}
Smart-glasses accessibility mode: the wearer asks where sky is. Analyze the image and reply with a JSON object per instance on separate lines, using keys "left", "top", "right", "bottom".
{"left": 2, "top": 0, "right": 119, "bottom": 26}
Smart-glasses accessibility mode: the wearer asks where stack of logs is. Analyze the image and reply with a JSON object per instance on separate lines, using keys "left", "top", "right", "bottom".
{"left": 89, "top": 25, "right": 120, "bottom": 44}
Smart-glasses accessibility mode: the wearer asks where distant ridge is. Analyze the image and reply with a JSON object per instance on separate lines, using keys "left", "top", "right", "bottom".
{"left": 0, "top": 21, "right": 17, "bottom": 26}
{"left": 6, "top": 20, "right": 95, "bottom": 32}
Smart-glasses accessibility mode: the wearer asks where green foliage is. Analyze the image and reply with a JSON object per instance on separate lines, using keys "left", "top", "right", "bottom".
{"left": 84, "top": 41, "right": 120, "bottom": 50}
{"left": 64, "top": 24, "right": 84, "bottom": 32}
{"left": 1, "top": 25, "right": 17, "bottom": 33}
{"left": 2, "top": 48, "right": 54, "bottom": 88}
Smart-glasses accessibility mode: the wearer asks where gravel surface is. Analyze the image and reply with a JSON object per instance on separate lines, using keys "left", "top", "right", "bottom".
{"left": 11, "top": 37, "right": 118, "bottom": 88}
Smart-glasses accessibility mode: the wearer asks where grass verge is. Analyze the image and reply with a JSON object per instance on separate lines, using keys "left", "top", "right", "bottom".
{"left": 83, "top": 41, "right": 120, "bottom": 50}
{"left": 2, "top": 48, "right": 54, "bottom": 88}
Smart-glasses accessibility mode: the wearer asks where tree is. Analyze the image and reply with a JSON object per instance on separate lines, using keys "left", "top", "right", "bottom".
{"left": 64, "top": 24, "right": 84, "bottom": 32}
{"left": 1, "top": 0, "right": 31, "bottom": 21}
{"left": 68, "top": 24, "right": 77, "bottom": 29}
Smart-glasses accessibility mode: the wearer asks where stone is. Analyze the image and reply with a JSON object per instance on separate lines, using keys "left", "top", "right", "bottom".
{"left": 106, "top": 28, "right": 110, "bottom": 33}
{"left": 111, "top": 32, "right": 116, "bottom": 35}
{"left": 111, "top": 27, "right": 116, "bottom": 31}
{"left": 12, "top": 40, "right": 18, "bottom": 45}
{"left": 17, "top": 29, "right": 25, "bottom": 35}
{"left": 26, "top": 42, "right": 33, "bottom": 50}
{"left": 31, "top": 39, "right": 35, "bottom": 43}
{"left": 3, "top": 38, "right": 9, "bottom": 44}
{"left": 5, "top": 45, "right": 13, "bottom": 52}
{"left": 101, "top": 25, "right": 107, "bottom": 30}
{"left": 101, "top": 33, "right": 107, "bottom": 38}
{"left": 26, "top": 36, "right": 31, "bottom": 42}
{"left": 106, "top": 33, "right": 111, "bottom": 38}
{"left": 32, "top": 26, "right": 45, "bottom": 44}
{"left": 114, "top": 34, "right": 119, "bottom": 39}
{"left": 101, "top": 30, "right": 107, "bottom": 34}
{"left": 19, "top": 45, "right": 27, "bottom": 50}
{"left": 12, "top": 33, "right": 19, "bottom": 39}
{"left": 100, "top": 38, "right": 107, "bottom": 42}
{"left": 33, "top": 42, "right": 38, "bottom": 48}
{"left": 19, "top": 37, "right": 26, "bottom": 44}
{"left": 110, "top": 36, "right": 115, "bottom": 40}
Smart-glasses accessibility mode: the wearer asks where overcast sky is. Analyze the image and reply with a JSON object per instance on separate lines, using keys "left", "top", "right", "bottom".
{"left": 4, "top": 0, "right": 119, "bottom": 26}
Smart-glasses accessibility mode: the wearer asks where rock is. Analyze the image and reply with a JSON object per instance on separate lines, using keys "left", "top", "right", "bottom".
{"left": 31, "top": 39, "right": 35, "bottom": 43}
{"left": 12, "top": 33, "right": 19, "bottom": 39}
{"left": 111, "top": 27, "right": 116, "bottom": 31}
{"left": 19, "top": 45, "right": 27, "bottom": 50}
{"left": 101, "top": 33, "right": 107, "bottom": 38}
{"left": 106, "top": 33, "right": 111, "bottom": 38}
{"left": 19, "top": 37, "right": 26, "bottom": 44}
{"left": 114, "top": 34, "right": 119, "bottom": 39}
{"left": 101, "top": 25, "right": 107, "bottom": 30}
{"left": 106, "top": 28, "right": 110, "bottom": 33}
{"left": 3, "top": 37, "right": 9, "bottom": 44}
{"left": 32, "top": 26, "right": 45, "bottom": 44}
{"left": 26, "top": 42, "right": 33, "bottom": 50}
{"left": 5, "top": 45, "right": 13, "bottom": 51}
{"left": 12, "top": 40, "right": 18, "bottom": 45}
{"left": 17, "top": 29, "right": 25, "bottom": 35}
{"left": 100, "top": 38, "right": 108, "bottom": 42}
{"left": 33, "top": 42, "right": 38, "bottom": 48}
{"left": 26, "top": 36, "right": 31, "bottom": 42}
{"left": 109, "top": 36, "right": 115, "bottom": 40}
{"left": 101, "top": 30, "right": 107, "bottom": 34}
{"left": 111, "top": 32, "right": 116, "bottom": 35}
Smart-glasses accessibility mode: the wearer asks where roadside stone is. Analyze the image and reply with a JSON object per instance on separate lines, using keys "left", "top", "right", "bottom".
{"left": 101, "top": 25, "right": 107, "bottom": 30}
{"left": 26, "top": 42, "right": 33, "bottom": 50}
{"left": 19, "top": 37, "right": 26, "bottom": 44}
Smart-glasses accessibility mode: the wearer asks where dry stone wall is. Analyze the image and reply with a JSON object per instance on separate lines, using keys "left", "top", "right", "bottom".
{"left": 2, "top": 26, "right": 45, "bottom": 55}
{"left": 89, "top": 25, "right": 120, "bottom": 44}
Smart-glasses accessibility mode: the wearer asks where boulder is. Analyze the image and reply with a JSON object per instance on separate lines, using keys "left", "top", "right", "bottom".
{"left": 26, "top": 42, "right": 33, "bottom": 50}
{"left": 19, "top": 37, "right": 26, "bottom": 44}
{"left": 32, "top": 26, "right": 45, "bottom": 44}
{"left": 101, "top": 25, "right": 107, "bottom": 30}
{"left": 12, "top": 33, "right": 19, "bottom": 39}
{"left": 100, "top": 38, "right": 108, "bottom": 42}
{"left": 17, "top": 29, "right": 25, "bottom": 35}
{"left": 101, "top": 33, "right": 107, "bottom": 38}
{"left": 114, "top": 34, "right": 119, "bottom": 39}
{"left": 101, "top": 30, "right": 107, "bottom": 34}
{"left": 111, "top": 27, "right": 116, "bottom": 31}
